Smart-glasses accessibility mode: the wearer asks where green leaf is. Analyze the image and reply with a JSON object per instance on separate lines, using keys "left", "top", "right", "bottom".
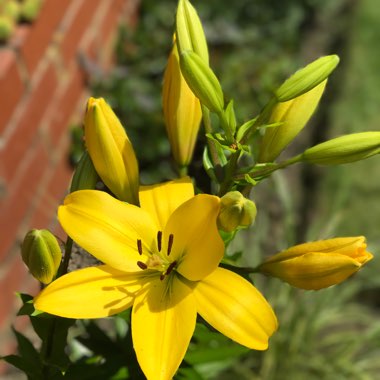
{"left": 236, "top": 117, "right": 257, "bottom": 141}
{"left": 31, "top": 315, "right": 74, "bottom": 370}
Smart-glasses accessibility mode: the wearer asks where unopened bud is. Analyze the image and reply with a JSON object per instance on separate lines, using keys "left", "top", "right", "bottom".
{"left": 21, "top": 229, "right": 62, "bottom": 284}
{"left": 176, "top": 0, "right": 209, "bottom": 63}
{"left": 180, "top": 50, "right": 224, "bottom": 113}
{"left": 259, "top": 80, "right": 327, "bottom": 162}
{"left": 258, "top": 237, "right": 373, "bottom": 290}
{"left": 276, "top": 55, "right": 339, "bottom": 102}
{"left": 218, "top": 191, "right": 257, "bottom": 232}
{"left": 301, "top": 131, "right": 380, "bottom": 165}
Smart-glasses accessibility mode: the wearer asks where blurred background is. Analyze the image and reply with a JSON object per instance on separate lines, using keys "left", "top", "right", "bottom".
{"left": 1, "top": 0, "right": 380, "bottom": 378}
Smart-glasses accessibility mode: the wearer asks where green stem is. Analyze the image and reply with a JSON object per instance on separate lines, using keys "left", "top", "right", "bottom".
{"left": 219, "top": 150, "right": 240, "bottom": 196}
{"left": 220, "top": 262, "right": 261, "bottom": 276}
{"left": 235, "top": 154, "right": 302, "bottom": 181}
{"left": 58, "top": 237, "right": 73, "bottom": 277}
{"left": 218, "top": 110, "right": 234, "bottom": 144}
{"left": 178, "top": 165, "right": 188, "bottom": 177}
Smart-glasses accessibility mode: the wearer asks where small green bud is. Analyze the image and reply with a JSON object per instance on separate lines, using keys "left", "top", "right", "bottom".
{"left": 4, "top": 1, "right": 20, "bottom": 21}
{"left": 0, "top": 16, "right": 14, "bottom": 41}
{"left": 176, "top": 0, "right": 209, "bottom": 63}
{"left": 21, "top": 229, "right": 62, "bottom": 284}
{"left": 301, "top": 131, "right": 380, "bottom": 165}
{"left": 20, "top": 0, "right": 43, "bottom": 22}
{"left": 218, "top": 191, "right": 257, "bottom": 232}
{"left": 180, "top": 50, "right": 224, "bottom": 113}
{"left": 70, "top": 151, "right": 99, "bottom": 192}
{"left": 276, "top": 55, "right": 339, "bottom": 102}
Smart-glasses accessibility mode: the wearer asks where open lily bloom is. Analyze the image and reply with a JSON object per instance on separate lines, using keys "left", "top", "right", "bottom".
{"left": 34, "top": 178, "right": 277, "bottom": 380}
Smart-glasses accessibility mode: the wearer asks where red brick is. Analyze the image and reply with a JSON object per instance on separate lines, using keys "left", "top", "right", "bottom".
{"left": 0, "top": 256, "right": 29, "bottom": 327}
{"left": 1, "top": 64, "right": 58, "bottom": 182}
{"left": 0, "top": 50, "right": 25, "bottom": 134}
{"left": 0, "top": 143, "right": 49, "bottom": 261}
{"left": 98, "top": 1, "right": 123, "bottom": 48}
{"left": 60, "top": 0, "right": 101, "bottom": 66}
{"left": 48, "top": 65, "right": 86, "bottom": 147}
{"left": 19, "top": 0, "right": 71, "bottom": 75}
{"left": 29, "top": 137, "right": 73, "bottom": 231}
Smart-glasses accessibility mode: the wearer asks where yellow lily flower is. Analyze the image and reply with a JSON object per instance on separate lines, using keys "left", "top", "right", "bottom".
{"left": 85, "top": 97, "right": 139, "bottom": 204}
{"left": 163, "top": 41, "right": 202, "bottom": 168}
{"left": 259, "top": 237, "right": 373, "bottom": 290}
{"left": 34, "top": 178, "right": 277, "bottom": 380}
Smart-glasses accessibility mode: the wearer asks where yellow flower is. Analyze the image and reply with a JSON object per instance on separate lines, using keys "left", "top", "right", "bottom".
{"left": 163, "top": 41, "right": 202, "bottom": 168}
{"left": 259, "top": 237, "right": 373, "bottom": 290}
{"left": 34, "top": 178, "right": 277, "bottom": 380}
{"left": 84, "top": 97, "right": 139, "bottom": 204}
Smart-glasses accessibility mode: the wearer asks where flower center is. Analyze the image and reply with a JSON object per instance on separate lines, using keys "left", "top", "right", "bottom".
{"left": 136, "top": 231, "right": 177, "bottom": 280}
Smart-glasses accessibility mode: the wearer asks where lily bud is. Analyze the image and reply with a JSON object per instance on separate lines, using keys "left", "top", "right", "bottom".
{"left": 84, "top": 97, "right": 139, "bottom": 204}
{"left": 259, "top": 80, "right": 327, "bottom": 162}
{"left": 21, "top": 229, "right": 62, "bottom": 284}
{"left": 301, "top": 131, "right": 380, "bottom": 165}
{"left": 218, "top": 191, "right": 257, "bottom": 232}
{"left": 163, "top": 40, "right": 202, "bottom": 167}
{"left": 180, "top": 50, "right": 224, "bottom": 113}
{"left": 259, "top": 237, "right": 373, "bottom": 290}
{"left": 70, "top": 151, "right": 99, "bottom": 192}
{"left": 176, "top": 0, "right": 209, "bottom": 63}
{"left": 276, "top": 55, "right": 339, "bottom": 102}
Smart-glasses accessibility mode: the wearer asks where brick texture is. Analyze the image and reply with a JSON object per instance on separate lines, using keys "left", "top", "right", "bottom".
{"left": 0, "top": 0, "right": 139, "bottom": 375}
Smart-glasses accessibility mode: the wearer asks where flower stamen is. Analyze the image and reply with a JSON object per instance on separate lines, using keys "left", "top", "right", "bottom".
{"left": 167, "top": 234, "right": 174, "bottom": 256}
{"left": 159, "top": 261, "right": 177, "bottom": 281}
{"left": 157, "top": 231, "right": 162, "bottom": 252}
{"left": 137, "top": 261, "right": 147, "bottom": 270}
{"left": 137, "top": 239, "right": 143, "bottom": 255}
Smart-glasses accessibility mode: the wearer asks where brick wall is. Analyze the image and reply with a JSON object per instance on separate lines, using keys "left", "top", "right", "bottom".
{"left": 0, "top": 0, "right": 139, "bottom": 373}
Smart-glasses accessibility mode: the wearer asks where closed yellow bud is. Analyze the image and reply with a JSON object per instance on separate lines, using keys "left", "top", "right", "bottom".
{"left": 301, "top": 131, "right": 380, "bottom": 165}
{"left": 259, "top": 237, "right": 373, "bottom": 290}
{"left": 84, "top": 97, "right": 139, "bottom": 204}
{"left": 218, "top": 191, "right": 257, "bottom": 232}
{"left": 259, "top": 80, "right": 326, "bottom": 162}
{"left": 180, "top": 50, "right": 224, "bottom": 113}
{"left": 21, "top": 229, "right": 62, "bottom": 284}
{"left": 163, "top": 41, "right": 202, "bottom": 167}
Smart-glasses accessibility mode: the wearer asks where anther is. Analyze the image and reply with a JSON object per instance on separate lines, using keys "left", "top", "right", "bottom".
{"left": 167, "top": 234, "right": 174, "bottom": 256}
{"left": 137, "top": 239, "right": 143, "bottom": 255}
{"left": 166, "top": 261, "right": 177, "bottom": 276}
{"left": 157, "top": 231, "right": 162, "bottom": 252}
{"left": 137, "top": 261, "right": 147, "bottom": 270}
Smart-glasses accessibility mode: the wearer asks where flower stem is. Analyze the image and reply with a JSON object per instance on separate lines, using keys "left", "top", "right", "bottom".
{"left": 58, "top": 237, "right": 73, "bottom": 277}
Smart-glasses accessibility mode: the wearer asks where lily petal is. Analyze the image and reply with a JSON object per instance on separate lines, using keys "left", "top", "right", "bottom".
{"left": 139, "top": 177, "right": 194, "bottom": 230}
{"left": 193, "top": 268, "right": 278, "bottom": 350}
{"left": 165, "top": 194, "right": 224, "bottom": 281}
{"left": 132, "top": 275, "right": 196, "bottom": 380}
{"left": 34, "top": 265, "right": 145, "bottom": 318}
{"left": 58, "top": 190, "right": 158, "bottom": 271}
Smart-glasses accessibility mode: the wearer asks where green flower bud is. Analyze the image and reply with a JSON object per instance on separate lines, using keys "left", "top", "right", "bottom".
{"left": 218, "top": 191, "right": 257, "bottom": 232}
{"left": 0, "top": 16, "right": 14, "bottom": 42}
{"left": 20, "top": 0, "right": 43, "bottom": 22}
{"left": 21, "top": 229, "right": 62, "bottom": 284}
{"left": 301, "top": 131, "right": 380, "bottom": 165}
{"left": 176, "top": 0, "right": 209, "bottom": 64}
{"left": 180, "top": 50, "right": 224, "bottom": 113}
{"left": 70, "top": 151, "right": 99, "bottom": 192}
{"left": 276, "top": 55, "right": 339, "bottom": 102}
